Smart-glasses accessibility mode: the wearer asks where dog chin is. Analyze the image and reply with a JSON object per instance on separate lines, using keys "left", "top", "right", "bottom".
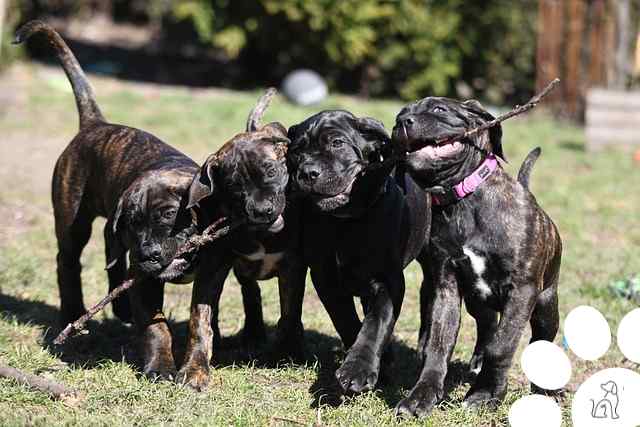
{"left": 156, "top": 258, "right": 195, "bottom": 284}
{"left": 310, "top": 177, "right": 356, "bottom": 213}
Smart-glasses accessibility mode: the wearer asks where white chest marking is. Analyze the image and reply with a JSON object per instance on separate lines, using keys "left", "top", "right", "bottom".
{"left": 259, "top": 252, "right": 284, "bottom": 278}
{"left": 462, "top": 246, "right": 492, "bottom": 298}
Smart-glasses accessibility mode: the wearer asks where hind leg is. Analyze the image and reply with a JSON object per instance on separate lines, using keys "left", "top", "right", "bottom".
{"left": 56, "top": 206, "right": 93, "bottom": 326}
{"left": 529, "top": 282, "right": 560, "bottom": 394}
{"left": 104, "top": 225, "right": 132, "bottom": 323}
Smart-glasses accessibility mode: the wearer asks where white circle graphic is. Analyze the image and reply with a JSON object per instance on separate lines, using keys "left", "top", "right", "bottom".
{"left": 617, "top": 308, "right": 640, "bottom": 363}
{"left": 509, "top": 395, "right": 561, "bottom": 427}
{"left": 564, "top": 306, "right": 611, "bottom": 361}
{"left": 572, "top": 367, "right": 640, "bottom": 427}
{"left": 521, "top": 340, "right": 571, "bottom": 390}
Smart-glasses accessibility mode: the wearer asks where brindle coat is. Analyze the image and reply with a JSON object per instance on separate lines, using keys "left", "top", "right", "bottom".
{"left": 177, "top": 115, "right": 306, "bottom": 391}
{"left": 15, "top": 21, "right": 200, "bottom": 380}
{"left": 392, "top": 97, "right": 562, "bottom": 417}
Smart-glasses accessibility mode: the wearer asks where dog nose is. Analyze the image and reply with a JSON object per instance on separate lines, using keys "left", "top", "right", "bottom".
{"left": 141, "top": 243, "right": 162, "bottom": 263}
{"left": 254, "top": 201, "right": 274, "bottom": 218}
{"left": 299, "top": 164, "right": 321, "bottom": 182}
{"left": 399, "top": 115, "right": 415, "bottom": 128}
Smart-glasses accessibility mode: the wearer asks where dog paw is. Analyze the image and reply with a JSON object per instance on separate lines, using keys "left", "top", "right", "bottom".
{"left": 335, "top": 357, "right": 378, "bottom": 394}
{"left": 176, "top": 365, "right": 210, "bottom": 392}
{"left": 468, "top": 353, "right": 484, "bottom": 376}
{"left": 394, "top": 382, "right": 440, "bottom": 418}
{"left": 271, "top": 326, "right": 305, "bottom": 363}
{"left": 143, "top": 363, "right": 176, "bottom": 382}
{"left": 242, "top": 323, "right": 267, "bottom": 357}
{"left": 463, "top": 387, "right": 503, "bottom": 409}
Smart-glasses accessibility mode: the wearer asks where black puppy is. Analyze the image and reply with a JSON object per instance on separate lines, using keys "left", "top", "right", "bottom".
{"left": 15, "top": 21, "right": 199, "bottom": 380}
{"left": 392, "top": 97, "right": 562, "bottom": 417}
{"left": 176, "top": 94, "right": 306, "bottom": 391}
{"left": 287, "top": 110, "right": 431, "bottom": 394}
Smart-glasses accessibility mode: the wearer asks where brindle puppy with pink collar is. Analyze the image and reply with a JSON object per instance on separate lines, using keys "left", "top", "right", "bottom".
{"left": 393, "top": 97, "right": 562, "bottom": 417}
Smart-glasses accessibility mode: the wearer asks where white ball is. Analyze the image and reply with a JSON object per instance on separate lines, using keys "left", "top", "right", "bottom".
{"left": 617, "top": 308, "right": 640, "bottom": 363}
{"left": 521, "top": 340, "right": 572, "bottom": 390}
{"left": 509, "top": 395, "right": 562, "bottom": 427}
{"left": 564, "top": 306, "right": 611, "bottom": 361}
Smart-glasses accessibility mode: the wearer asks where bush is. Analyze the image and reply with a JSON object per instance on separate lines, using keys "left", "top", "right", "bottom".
{"left": 12, "top": 0, "right": 537, "bottom": 102}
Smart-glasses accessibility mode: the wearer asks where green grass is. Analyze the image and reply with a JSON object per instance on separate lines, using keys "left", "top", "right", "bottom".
{"left": 1, "top": 63, "right": 639, "bottom": 426}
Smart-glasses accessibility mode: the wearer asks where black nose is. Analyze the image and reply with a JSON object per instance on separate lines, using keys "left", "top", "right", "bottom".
{"left": 254, "top": 201, "right": 274, "bottom": 218}
{"left": 398, "top": 115, "right": 415, "bottom": 128}
{"left": 299, "top": 164, "right": 322, "bottom": 182}
{"left": 141, "top": 243, "right": 162, "bottom": 263}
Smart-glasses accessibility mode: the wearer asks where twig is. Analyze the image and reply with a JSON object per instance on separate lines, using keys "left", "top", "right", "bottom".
{"left": 53, "top": 216, "right": 244, "bottom": 345}
{"left": 270, "top": 416, "right": 305, "bottom": 426}
{"left": 53, "top": 279, "right": 134, "bottom": 345}
{"left": 246, "top": 88, "right": 277, "bottom": 132}
{"left": 438, "top": 78, "right": 560, "bottom": 144}
{"left": 0, "top": 364, "right": 81, "bottom": 406}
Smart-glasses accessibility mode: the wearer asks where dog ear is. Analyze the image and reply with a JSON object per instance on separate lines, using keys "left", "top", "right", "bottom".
{"left": 356, "top": 116, "right": 391, "bottom": 161}
{"left": 462, "top": 99, "right": 505, "bottom": 160}
{"left": 187, "top": 154, "right": 218, "bottom": 209}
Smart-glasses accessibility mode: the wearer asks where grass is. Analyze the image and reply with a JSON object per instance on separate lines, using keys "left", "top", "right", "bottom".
{"left": 1, "top": 63, "right": 639, "bottom": 426}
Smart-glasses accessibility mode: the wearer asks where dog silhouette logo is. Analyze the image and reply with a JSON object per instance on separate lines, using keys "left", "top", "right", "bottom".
{"left": 590, "top": 380, "right": 620, "bottom": 420}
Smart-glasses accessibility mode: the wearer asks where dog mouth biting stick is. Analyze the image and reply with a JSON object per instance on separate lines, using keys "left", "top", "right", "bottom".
{"left": 53, "top": 216, "right": 244, "bottom": 345}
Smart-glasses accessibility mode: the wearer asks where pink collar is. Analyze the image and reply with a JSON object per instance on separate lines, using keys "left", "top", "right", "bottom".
{"left": 432, "top": 154, "right": 499, "bottom": 206}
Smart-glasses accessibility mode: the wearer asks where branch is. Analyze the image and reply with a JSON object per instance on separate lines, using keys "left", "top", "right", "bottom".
{"left": 0, "top": 364, "right": 81, "bottom": 406}
{"left": 440, "top": 78, "right": 560, "bottom": 143}
{"left": 53, "top": 216, "right": 244, "bottom": 345}
{"left": 53, "top": 278, "right": 134, "bottom": 345}
{"left": 246, "top": 88, "right": 277, "bottom": 132}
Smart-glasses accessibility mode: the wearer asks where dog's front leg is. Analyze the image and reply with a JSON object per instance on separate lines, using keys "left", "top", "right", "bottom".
{"left": 177, "top": 256, "right": 230, "bottom": 391}
{"left": 463, "top": 284, "right": 537, "bottom": 408}
{"left": 274, "top": 258, "right": 308, "bottom": 361}
{"left": 128, "top": 277, "right": 176, "bottom": 381}
{"left": 396, "top": 263, "right": 461, "bottom": 418}
{"left": 335, "top": 273, "right": 404, "bottom": 394}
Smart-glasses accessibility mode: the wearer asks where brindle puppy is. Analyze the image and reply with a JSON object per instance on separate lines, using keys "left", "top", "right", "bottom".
{"left": 15, "top": 21, "right": 199, "bottom": 380}
{"left": 392, "top": 97, "right": 562, "bottom": 417}
{"left": 287, "top": 111, "right": 431, "bottom": 395}
{"left": 176, "top": 96, "right": 305, "bottom": 391}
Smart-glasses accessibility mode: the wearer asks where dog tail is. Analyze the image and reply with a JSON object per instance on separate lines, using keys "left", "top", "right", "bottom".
{"left": 13, "top": 20, "right": 105, "bottom": 129}
{"left": 246, "top": 88, "right": 277, "bottom": 132}
{"left": 517, "top": 147, "right": 541, "bottom": 190}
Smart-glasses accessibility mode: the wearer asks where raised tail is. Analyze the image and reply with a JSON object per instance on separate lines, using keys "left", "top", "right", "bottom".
{"left": 517, "top": 147, "right": 541, "bottom": 190}
{"left": 246, "top": 88, "right": 277, "bottom": 132}
{"left": 13, "top": 20, "right": 104, "bottom": 129}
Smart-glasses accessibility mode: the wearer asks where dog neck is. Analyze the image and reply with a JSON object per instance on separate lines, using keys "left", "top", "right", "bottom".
{"left": 430, "top": 153, "right": 500, "bottom": 206}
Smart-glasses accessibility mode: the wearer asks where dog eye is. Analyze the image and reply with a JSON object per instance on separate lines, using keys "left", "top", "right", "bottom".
{"left": 162, "top": 210, "right": 176, "bottom": 220}
{"left": 431, "top": 106, "right": 446, "bottom": 114}
{"left": 331, "top": 139, "right": 345, "bottom": 148}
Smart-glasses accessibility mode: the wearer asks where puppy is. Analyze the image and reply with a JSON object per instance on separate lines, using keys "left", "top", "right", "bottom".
{"left": 15, "top": 21, "right": 200, "bottom": 380}
{"left": 392, "top": 97, "right": 562, "bottom": 417}
{"left": 287, "top": 110, "right": 431, "bottom": 394}
{"left": 176, "top": 93, "right": 306, "bottom": 391}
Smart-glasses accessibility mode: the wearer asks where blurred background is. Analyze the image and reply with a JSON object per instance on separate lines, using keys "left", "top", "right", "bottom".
{"left": 2, "top": 0, "right": 639, "bottom": 123}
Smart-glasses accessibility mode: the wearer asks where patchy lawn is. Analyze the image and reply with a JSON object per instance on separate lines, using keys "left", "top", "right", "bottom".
{"left": 0, "top": 63, "right": 639, "bottom": 426}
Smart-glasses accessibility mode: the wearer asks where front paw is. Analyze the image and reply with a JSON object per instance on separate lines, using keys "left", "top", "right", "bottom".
{"left": 395, "top": 382, "right": 440, "bottom": 418}
{"left": 242, "top": 322, "right": 267, "bottom": 357}
{"left": 335, "top": 355, "right": 379, "bottom": 393}
{"left": 143, "top": 360, "right": 177, "bottom": 382}
{"left": 176, "top": 364, "right": 210, "bottom": 392}
{"left": 462, "top": 385, "right": 505, "bottom": 409}
{"left": 272, "top": 322, "right": 305, "bottom": 362}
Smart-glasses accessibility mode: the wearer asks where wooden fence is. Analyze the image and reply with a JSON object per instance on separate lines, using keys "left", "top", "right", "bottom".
{"left": 586, "top": 89, "right": 640, "bottom": 150}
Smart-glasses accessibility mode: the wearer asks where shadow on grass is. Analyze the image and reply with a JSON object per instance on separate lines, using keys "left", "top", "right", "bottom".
{"left": 0, "top": 291, "right": 474, "bottom": 410}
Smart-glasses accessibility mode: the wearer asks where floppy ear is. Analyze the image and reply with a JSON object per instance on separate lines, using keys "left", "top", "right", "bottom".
{"left": 187, "top": 154, "right": 218, "bottom": 209}
{"left": 106, "top": 196, "right": 127, "bottom": 269}
{"left": 462, "top": 99, "right": 505, "bottom": 160}
{"left": 356, "top": 116, "right": 391, "bottom": 161}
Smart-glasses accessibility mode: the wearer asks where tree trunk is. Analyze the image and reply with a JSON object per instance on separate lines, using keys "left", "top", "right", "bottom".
{"left": 612, "top": 0, "right": 631, "bottom": 89}
{"left": 536, "top": 0, "right": 565, "bottom": 110}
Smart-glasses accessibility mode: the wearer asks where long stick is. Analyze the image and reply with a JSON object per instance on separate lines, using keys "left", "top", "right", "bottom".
{"left": 438, "top": 78, "right": 561, "bottom": 144}
{"left": 53, "top": 217, "right": 244, "bottom": 345}
{"left": 0, "top": 364, "right": 81, "bottom": 406}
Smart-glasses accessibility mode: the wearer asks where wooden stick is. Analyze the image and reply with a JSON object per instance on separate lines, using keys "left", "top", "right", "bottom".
{"left": 0, "top": 364, "right": 81, "bottom": 406}
{"left": 53, "top": 278, "right": 135, "bottom": 345}
{"left": 53, "top": 216, "right": 244, "bottom": 345}
{"left": 437, "top": 78, "right": 561, "bottom": 144}
{"left": 246, "top": 88, "right": 277, "bottom": 132}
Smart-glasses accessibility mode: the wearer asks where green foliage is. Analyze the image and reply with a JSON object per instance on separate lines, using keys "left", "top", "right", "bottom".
{"left": 11, "top": 0, "right": 537, "bottom": 101}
